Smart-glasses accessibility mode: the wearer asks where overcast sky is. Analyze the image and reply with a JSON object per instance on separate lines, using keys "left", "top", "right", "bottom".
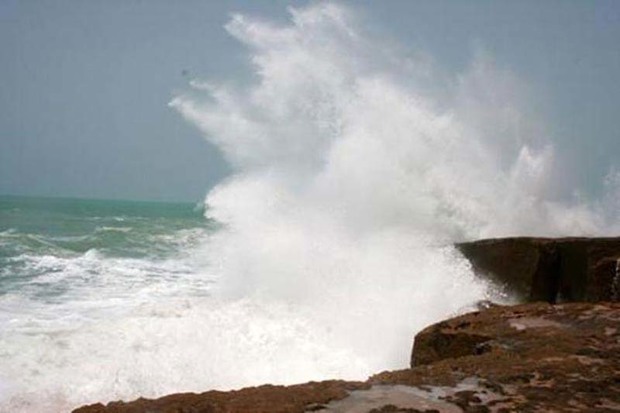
{"left": 1, "top": 0, "right": 619, "bottom": 202}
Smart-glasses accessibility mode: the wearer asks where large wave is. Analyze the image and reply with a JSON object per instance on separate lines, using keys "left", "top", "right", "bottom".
{"left": 169, "top": 1, "right": 619, "bottom": 383}
{"left": 172, "top": 4, "right": 618, "bottom": 242}
{"left": 168, "top": 0, "right": 620, "bottom": 387}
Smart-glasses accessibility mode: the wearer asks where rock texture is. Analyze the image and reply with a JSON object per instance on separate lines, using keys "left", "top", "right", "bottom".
{"left": 382, "top": 302, "right": 620, "bottom": 412}
{"left": 73, "top": 381, "right": 368, "bottom": 413}
{"left": 74, "top": 302, "right": 620, "bottom": 413}
{"left": 457, "top": 237, "right": 620, "bottom": 303}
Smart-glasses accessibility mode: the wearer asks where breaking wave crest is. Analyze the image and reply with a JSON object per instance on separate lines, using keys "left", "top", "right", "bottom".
{"left": 168, "top": 2, "right": 620, "bottom": 388}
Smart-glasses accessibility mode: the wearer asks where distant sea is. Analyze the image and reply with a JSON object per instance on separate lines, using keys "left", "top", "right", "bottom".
{"left": 0, "top": 195, "right": 211, "bottom": 298}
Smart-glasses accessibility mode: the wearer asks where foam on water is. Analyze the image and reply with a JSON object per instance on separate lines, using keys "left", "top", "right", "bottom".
{"left": 2, "top": 3, "right": 619, "bottom": 413}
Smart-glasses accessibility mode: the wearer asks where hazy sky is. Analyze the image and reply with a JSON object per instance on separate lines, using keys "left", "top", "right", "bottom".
{"left": 1, "top": 0, "right": 619, "bottom": 202}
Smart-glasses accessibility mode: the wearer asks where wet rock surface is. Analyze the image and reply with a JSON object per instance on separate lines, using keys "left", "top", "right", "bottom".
{"left": 74, "top": 302, "right": 620, "bottom": 413}
{"left": 385, "top": 302, "right": 620, "bottom": 412}
{"left": 457, "top": 237, "right": 620, "bottom": 302}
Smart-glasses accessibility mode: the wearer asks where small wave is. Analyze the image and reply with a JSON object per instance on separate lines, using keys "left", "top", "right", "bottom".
{"left": 0, "top": 229, "right": 19, "bottom": 249}
{"left": 47, "top": 234, "right": 91, "bottom": 243}
{"left": 17, "top": 234, "right": 72, "bottom": 254}
{"left": 94, "top": 226, "right": 133, "bottom": 233}
{"left": 87, "top": 216, "right": 130, "bottom": 222}
{"left": 150, "top": 228, "right": 209, "bottom": 248}
{"left": 7, "top": 247, "right": 211, "bottom": 301}
{"left": 0, "top": 229, "right": 17, "bottom": 237}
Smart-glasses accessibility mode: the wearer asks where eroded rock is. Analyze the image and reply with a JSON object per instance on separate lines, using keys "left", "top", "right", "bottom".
{"left": 457, "top": 237, "right": 620, "bottom": 302}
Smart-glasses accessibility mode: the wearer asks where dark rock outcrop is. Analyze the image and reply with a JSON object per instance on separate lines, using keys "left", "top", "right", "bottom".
{"left": 457, "top": 237, "right": 620, "bottom": 303}
{"left": 74, "top": 302, "right": 620, "bottom": 413}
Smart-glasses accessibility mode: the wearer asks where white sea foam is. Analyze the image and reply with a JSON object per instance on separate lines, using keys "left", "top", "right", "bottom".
{"left": 169, "top": 0, "right": 619, "bottom": 389}
{"left": 94, "top": 226, "right": 133, "bottom": 233}
{"left": 1, "top": 3, "right": 619, "bottom": 413}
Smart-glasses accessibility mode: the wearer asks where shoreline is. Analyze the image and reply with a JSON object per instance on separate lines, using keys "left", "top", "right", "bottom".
{"left": 73, "top": 237, "right": 620, "bottom": 412}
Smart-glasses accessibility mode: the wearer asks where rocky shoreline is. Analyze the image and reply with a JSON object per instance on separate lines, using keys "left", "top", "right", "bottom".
{"left": 74, "top": 237, "right": 620, "bottom": 413}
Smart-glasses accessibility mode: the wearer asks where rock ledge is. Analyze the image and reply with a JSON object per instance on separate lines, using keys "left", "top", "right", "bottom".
{"left": 75, "top": 302, "right": 620, "bottom": 413}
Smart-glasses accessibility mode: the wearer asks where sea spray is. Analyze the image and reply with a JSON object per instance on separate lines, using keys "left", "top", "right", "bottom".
{"left": 171, "top": 3, "right": 607, "bottom": 379}
{"left": 171, "top": 0, "right": 620, "bottom": 388}
{"left": 173, "top": 4, "right": 607, "bottom": 239}
{"left": 2, "top": 3, "right": 619, "bottom": 413}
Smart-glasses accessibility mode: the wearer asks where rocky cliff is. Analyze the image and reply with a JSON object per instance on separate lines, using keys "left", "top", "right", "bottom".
{"left": 457, "top": 237, "right": 620, "bottom": 303}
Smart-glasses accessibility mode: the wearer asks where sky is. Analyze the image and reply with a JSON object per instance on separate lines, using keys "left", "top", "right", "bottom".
{"left": 0, "top": 0, "right": 619, "bottom": 202}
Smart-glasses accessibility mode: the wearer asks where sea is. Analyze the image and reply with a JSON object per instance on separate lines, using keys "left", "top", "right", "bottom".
{"left": 0, "top": 194, "right": 501, "bottom": 413}
{"left": 0, "top": 195, "right": 493, "bottom": 413}
{"left": 0, "top": 196, "right": 216, "bottom": 411}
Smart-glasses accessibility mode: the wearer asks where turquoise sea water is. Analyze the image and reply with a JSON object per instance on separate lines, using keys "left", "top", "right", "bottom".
{"left": 0, "top": 196, "right": 224, "bottom": 412}
{"left": 0, "top": 196, "right": 211, "bottom": 298}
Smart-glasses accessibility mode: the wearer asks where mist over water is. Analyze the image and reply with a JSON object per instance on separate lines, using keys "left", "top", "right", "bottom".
{"left": 2, "top": 3, "right": 620, "bottom": 413}
{"left": 167, "top": 0, "right": 617, "bottom": 399}
{"left": 173, "top": 4, "right": 618, "bottom": 240}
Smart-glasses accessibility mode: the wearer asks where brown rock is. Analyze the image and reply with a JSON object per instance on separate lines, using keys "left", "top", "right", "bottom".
{"left": 390, "top": 302, "right": 620, "bottom": 411}
{"left": 73, "top": 381, "right": 368, "bottom": 413}
{"left": 457, "top": 237, "right": 620, "bottom": 302}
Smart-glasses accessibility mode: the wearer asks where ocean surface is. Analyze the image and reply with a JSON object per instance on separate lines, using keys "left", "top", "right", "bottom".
{"left": 0, "top": 195, "right": 491, "bottom": 413}
{"left": 0, "top": 196, "right": 217, "bottom": 411}
{"left": 0, "top": 196, "right": 212, "bottom": 302}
